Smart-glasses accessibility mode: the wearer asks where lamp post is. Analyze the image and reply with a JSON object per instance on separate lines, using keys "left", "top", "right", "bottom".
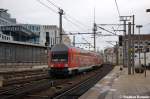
{"left": 136, "top": 25, "right": 143, "bottom": 73}
{"left": 144, "top": 44, "right": 147, "bottom": 77}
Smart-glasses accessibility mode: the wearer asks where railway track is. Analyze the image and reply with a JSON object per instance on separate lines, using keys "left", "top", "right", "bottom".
{"left": 0, "top": 64, "right": 113, "bottom": 99}
{"left": 54, "top": 64, "right": 113, "bottom": 99}
{"left": 0, "top": 69, "right": 48, "bottom": 87}
{"left": 26, "top": 64, "right": 113, "bottom": 99}
{"left": 0, "top": 69, "right": 49, "bottom": 98}
{"left": 0, "top": 76, "right": 72, "bottom": 99}
{"left": 0, "top": 79, "right": 52, "bottom": 99}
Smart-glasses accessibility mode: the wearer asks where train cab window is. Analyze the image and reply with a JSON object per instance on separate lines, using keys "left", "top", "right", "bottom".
{"left": 51, "top": 51, "right": 68, "bottom": 62}
{"left": 146, "top": 48, "right": 149, "bottom": 52}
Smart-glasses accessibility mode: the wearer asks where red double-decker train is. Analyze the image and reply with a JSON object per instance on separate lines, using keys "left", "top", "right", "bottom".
{"left": 48, "top": 44, "right": 103, "bottom": 76}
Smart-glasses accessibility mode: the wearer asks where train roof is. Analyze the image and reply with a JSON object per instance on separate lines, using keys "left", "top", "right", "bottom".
{"left": 51, "top": 43, "right": 100, "bottom": 56}
{"left": 51, "top": 43, "right": 70, "bottom": 52}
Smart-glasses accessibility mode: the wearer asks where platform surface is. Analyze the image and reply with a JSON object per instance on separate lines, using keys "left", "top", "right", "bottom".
{"left": 79, "top": 66, "right": 150, "bottom": 99}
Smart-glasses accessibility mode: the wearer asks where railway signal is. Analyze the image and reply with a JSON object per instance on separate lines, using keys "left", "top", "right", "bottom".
{"left": 146, "top": 9, "right": 150, "bottom": 12}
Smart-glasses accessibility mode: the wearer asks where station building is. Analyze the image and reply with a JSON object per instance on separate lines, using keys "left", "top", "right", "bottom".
{"left": 20, "top": 24, "right": 71, "bottom": 47}
{"left": 104, "top": 47, "right": 117, "bottom": 65}
{"left": 41, "top": 25, "right": 60, "bottom": 47}
{"left": 0, "top": 8, "right": 16, "bottom": 26}
{"left": 118, "top": 34, "right": 150, "bottom": 65}
{"left": 0, "top": 8, "right": 71, "bottom": 48}
{"left": 0, "top": 24, "right": 71, "bottom": 47}
{"left": 0, "top": 8, "right": 16, "bottom": 41}
{"left": 0, "top": 25, "right": 38, "bottom": 43}
{"left": 42, "top": 25, "right": 71, "bottom": 47}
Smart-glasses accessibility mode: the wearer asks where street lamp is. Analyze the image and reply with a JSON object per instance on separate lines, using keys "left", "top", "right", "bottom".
{"left": 136, "top": 25, "right": 143, "bottom": 72}
{"left": 144, "top": 43, "right": 147, "bottom": 77}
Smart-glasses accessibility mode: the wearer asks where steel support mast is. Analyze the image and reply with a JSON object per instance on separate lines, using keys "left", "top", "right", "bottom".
{"left": 59, "top": 8, "right": 64, "bottom": 44}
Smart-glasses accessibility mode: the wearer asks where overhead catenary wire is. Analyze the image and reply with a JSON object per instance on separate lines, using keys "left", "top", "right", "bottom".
{"left": 66, "top": 14, "right": 90, "bottom": 28}
{"left": 97, "top": 25, "right": 117, "bottom": 35}
{"left": 82, "top": 37, "right": 94, "bottom": 47}
{"left": 47, "top": 1, "right": 92, "bottom": 46}
{"left": 37, "top": 0, "right": 89, "bottom": 31}
{"left": 36, "top": 0, "right": 58, "bottom": 14}
{"left": 114, "top": 0, "right": 121, "bottom": 17}
{"left": 46, "top": 0, "right": 90, "bottom": 30}
{"left": 37, "top": 0, "right": 93, "bottom": 49}
{"left": 63, "top": 15, "right": 89, "bottom": 32}
{"left": 46, "top": 0, "right": 60, "bottom": 9}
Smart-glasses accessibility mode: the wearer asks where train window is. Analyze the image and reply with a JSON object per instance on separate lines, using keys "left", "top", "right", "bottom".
{"left": 52, "top": 59, "right": 59, "bottom": 62}
{"left": 72, "top": 54, "right": 73, "bottom": 61}
{"left": 146, "top": 48, "right": 149, "bottom": 52}
{"left": 4, "top": 36, "right": 6, "bottom": 40}
{"left": 134, "top": 41, "right": 138, "bottom": 44}
{"left": 139, "top": 46, "right": 143, "bottom": 48}
{"left": 51, "top": 51, "right": 68, "bottom": 62}
{"left": 75, "top": 57, "right": 78, "bottom": 63}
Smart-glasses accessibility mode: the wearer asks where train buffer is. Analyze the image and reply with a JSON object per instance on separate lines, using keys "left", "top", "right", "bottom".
{"left": 79, "top": 65, "right": 150, "bottom": 99}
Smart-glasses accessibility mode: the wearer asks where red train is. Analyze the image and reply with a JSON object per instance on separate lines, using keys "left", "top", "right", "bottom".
{"left": 48, "top": 44, "right": 103, "bottom": 76}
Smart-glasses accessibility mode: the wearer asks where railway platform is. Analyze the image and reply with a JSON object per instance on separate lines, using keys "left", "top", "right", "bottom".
{"left": 79, "top": 65, "right": 150, "bottom": 99}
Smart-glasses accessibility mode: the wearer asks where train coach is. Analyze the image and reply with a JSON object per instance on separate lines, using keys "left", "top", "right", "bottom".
{"left": 48, "top": 44, "right": 103, "bottom": 76}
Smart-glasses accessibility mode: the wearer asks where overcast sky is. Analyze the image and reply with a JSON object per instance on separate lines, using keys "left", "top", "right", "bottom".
{"left": 1, "top": 0, "right": 150, "bottom": 50}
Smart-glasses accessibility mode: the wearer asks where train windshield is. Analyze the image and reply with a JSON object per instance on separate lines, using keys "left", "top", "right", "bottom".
{"left": 51, "top": 51, "right": 68, "bottom": 62}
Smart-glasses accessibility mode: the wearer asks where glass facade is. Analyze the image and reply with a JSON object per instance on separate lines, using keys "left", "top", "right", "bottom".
{"left": 0, "top": 9, "right": 16, "bottom": 26}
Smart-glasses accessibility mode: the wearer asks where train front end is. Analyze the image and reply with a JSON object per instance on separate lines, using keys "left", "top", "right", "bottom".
{"left": 49, "top": 44, "right": 69, "bottom": 76}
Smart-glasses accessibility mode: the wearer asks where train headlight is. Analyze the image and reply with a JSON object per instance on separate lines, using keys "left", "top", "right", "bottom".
{"left": 51, "top": 64, "right": 54, "bottom": 67}
{"left": 64, "top": 64, "right": 68, "bottom": 67}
